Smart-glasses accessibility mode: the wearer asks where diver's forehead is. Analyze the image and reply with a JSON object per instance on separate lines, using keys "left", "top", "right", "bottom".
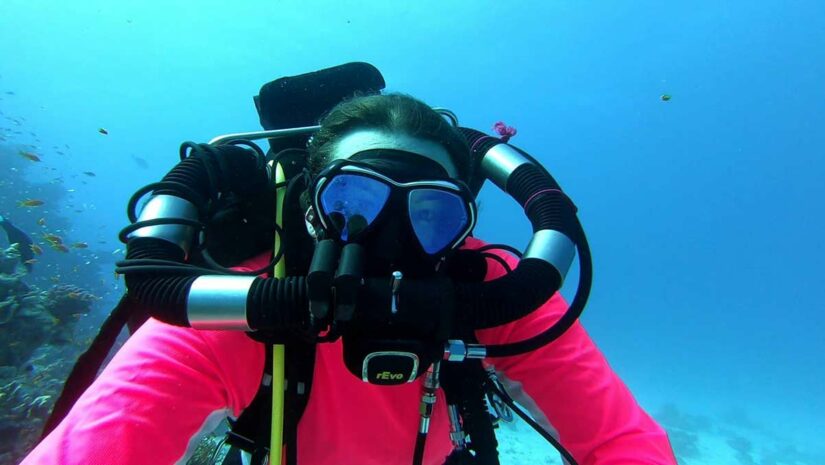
{"left": 331, "top": 130, "right": 458, "bottom": 178}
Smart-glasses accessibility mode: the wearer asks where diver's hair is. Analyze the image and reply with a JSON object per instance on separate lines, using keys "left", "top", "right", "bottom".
{"left": 307, "top": 93, "right": 472, "bottom": 182}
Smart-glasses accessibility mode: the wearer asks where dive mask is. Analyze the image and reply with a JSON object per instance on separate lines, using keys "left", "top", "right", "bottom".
{"left": 310, "top": 152, "right": 477, "bottom": 261}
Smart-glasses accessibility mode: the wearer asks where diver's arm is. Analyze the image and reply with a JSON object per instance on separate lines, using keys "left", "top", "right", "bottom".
{"left": 480, "top": 314, "right": 677, "bottom": 465}
{"left": 474, "top": 257, "right": 677, "bottom": 465}
{"left": 20, "top": 318, "right": 264, "bottom": 465}
{"left": 0, "top": 216, "right": 33, "bottom": 247}
{"left": 0, "top": 216, "right": 35, "bottom": 270}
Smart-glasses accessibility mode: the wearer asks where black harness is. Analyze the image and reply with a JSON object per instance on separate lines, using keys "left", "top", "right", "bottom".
{"left": 222, "top": 165, "right": 506, "bottom": 464}
{"left": 226, "top": 341, "right": 317, "bottom": 465}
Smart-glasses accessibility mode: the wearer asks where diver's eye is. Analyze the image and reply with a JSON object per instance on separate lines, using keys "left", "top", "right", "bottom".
{"left": 413, "top": 208, "right": 437, "bottom": 222}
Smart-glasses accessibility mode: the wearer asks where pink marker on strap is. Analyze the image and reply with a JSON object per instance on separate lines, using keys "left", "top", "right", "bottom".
{"left": 493, "top": 121, "right": 518, "bottom": 143}
{"left": 470, "top": 136, "right": 497, "bottom": 153}
{"left": 469, "top": 122, "right": 519, "bottom": 153}
{"left": 523, "top": 188, "right": 562, "bottom": 210}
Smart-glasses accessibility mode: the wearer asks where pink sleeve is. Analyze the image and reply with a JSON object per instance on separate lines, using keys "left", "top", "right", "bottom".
{"left": 20, "top": 318, "right": 265, "bottom": 465}
{"left": 471, "top": 240, "right": 677, "bottom": 465}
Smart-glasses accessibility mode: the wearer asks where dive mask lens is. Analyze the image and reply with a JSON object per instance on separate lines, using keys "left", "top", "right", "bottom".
{"left": 315, "top": 161, "right": 475, "bottom": 255}
{"left": 408, "top": 189, "right": 470, "bottom": 254}
{"left": 319, "top": 174, "right": 390, "bottom": 241}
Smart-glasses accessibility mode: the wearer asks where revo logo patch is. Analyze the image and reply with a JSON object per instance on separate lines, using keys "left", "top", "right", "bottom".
{"left": 376, "top": 371, "right": 404, "bottom": 381}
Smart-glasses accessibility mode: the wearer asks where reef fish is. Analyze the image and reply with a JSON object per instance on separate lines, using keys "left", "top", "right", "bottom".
{"left": 19, "top": 151, "right": 41, "bottom": 162}
{"left": 51, "top": 243, "right": 70, "bottom": 253}
{"left": 18, "top": 199, "right": 45, "bottom": 207}
{"left": 42, "top": 233, "right": 63, "bottom": 244}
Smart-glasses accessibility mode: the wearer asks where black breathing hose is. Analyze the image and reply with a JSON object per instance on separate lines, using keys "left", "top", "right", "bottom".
{"left": 441, "top": 361, "right": 500, "bottom": 465}
{"left": 453, "top": 128, "right": 591, "bottom": 357}
{"left": 121, "top": 134, "right": 589, "bottom": 359}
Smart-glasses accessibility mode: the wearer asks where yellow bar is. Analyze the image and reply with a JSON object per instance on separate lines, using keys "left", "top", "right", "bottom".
{"left": 270, "top": 162, "right": 288, "bottom": 465}
{"left": 270, "top": 344, "right": 285, "bottom": 464}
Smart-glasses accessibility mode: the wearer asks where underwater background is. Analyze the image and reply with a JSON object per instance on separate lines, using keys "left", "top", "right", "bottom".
{"left": 1, "top": 1, "right": 823, "bottom": 464}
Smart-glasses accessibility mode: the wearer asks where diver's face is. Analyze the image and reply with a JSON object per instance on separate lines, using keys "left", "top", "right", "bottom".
{"left": 326, "top": 130, "right": 460, "bottom": 277}
{"left": 330, "top": 130, "right": 458, "bottom": 177}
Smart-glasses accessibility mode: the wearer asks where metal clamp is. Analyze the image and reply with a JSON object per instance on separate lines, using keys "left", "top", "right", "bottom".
{"left": 444, "top": 340, "right": 488, "bottom": 362}
{"left": 391, "top": 271, "right": 402, "bottom": 315}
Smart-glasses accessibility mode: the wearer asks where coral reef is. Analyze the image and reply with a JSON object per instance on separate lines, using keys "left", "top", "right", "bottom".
{"left": 0, "top": 245, "right": 55, "bottom": 367}
{"left": 0, "top": 247, "right": 94, "bottom": 365}
{"left": 0, "top": 350, "right": 67, "bottom": 463}
{"left": 0, "top": 244, "right": 97, "bottom": 464}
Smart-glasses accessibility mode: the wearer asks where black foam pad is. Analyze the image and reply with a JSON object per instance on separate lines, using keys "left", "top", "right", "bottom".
{"left": 255, "top": 62, "right": 386, "bottom": 130}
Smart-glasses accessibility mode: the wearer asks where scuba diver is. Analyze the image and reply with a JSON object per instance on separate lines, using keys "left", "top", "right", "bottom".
{"left": 0, "top": 213, "right": 35, "bottom": 272}
{"left": 21, "top": 63, "right": 677, "bottom": 465}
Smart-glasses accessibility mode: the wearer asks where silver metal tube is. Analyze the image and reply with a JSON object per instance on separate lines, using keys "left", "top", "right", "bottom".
{"left": 524, "top": 229, "right": 577, "bottom": 284}
{"left": 129, "top": 195, "right": 198, "bottom": 256}
{"left": 479, "top": 143, "right": 530, "bottom": 190}
{"left": 417, "top": 361, "right": 441, "bottom": 434}
{"left": 429, "top": 360, "right": 441, "bottom": 389}
{"left": 208, "top": 125, "right": 321, "bottom": 146}
{"left": 466, "top": 345, "right": 487, "bottom": 359}
{"left": 187, "top": 275, "right": 256, "bottom": 330}
{"left": 448, "top": 405, "right": 466, "bottom": 449}
{"left": 419, "top": 417, "right": 431, "bottom": 434}
{"left": 391, "top": 271, "right": 402, "bottom": 315}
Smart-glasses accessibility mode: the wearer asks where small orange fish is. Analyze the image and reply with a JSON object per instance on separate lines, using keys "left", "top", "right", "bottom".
{"left": 24, "top": 258, "right": 38, "bottom": 265}
{"left": 67, "top": 292, "right": 81, "bottom": 299}
{"left": 29, "top": 244, "right": 43, "bottom": 255}
{"left": 51, "top": 243, "right": 70, "bottom": 253}
{"left": 18, "top": 199, "right": 44, "bottom": 207}
{"left": 42, "top": 233, "right": 63, "bottom": 244}
{"left": 82, "top": 171, "right": 96, "bottom": 177}
{"left": 98, "top": 128, "right": 109, "bottom": 135}
{"left": 37, "top": 217, "right": 46, "bottom": 226}
{"left": 19, "top": 151, "right": 41, "bottom": 162}
{"left": 71, "top": 242, "right": 88, "bottom": 249}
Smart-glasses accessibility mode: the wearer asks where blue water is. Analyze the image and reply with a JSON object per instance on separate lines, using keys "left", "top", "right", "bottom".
{"left": 1, "top": 1, "right": 823, "bottom": 463}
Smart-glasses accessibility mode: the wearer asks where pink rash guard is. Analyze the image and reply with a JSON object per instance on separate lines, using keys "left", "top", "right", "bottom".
{"left": 22, "top": 237, "right": 677, "bottom": 465}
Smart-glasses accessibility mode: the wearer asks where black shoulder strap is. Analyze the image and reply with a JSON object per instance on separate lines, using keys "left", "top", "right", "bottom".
{"left": 226, "top": 340, "right": 317, "bottom": 465}
{"left": 225, "top": 345, "right": 274, "bottom": 455}
{"left": 284, "top": 341, "right": 318, "bottom": 465}
{"left": 223, "top": 147, "right": 317, "bottom": 463}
